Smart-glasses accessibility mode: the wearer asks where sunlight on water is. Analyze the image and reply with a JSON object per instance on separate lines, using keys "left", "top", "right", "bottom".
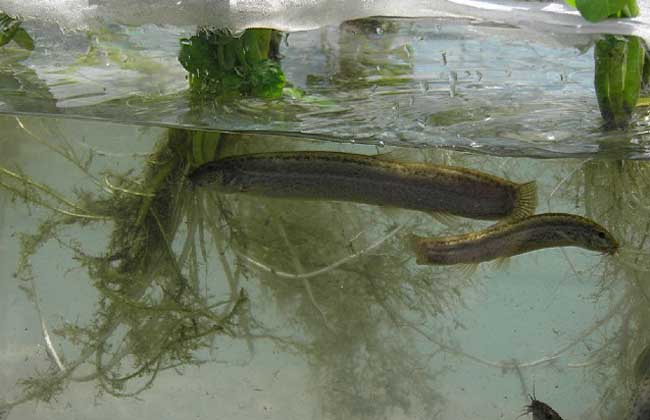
{"left": 0, "top": 114, "right": 648, "bottom": 420}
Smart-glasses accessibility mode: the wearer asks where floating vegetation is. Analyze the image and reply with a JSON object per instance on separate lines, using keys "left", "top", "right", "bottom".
{"left": 0, "top": 12, "right": 34, "bottom": 50}
{"left": 179, "top": 28, "right": 285, "bottom": 100}
{"left": 594, "top": 35, "right": 646, "bottom": 129}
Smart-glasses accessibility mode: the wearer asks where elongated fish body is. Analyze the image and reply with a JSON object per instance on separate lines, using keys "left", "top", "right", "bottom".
{"left": 188, "top": 152, "right": 537, "bottom": 220}
{"left": 412, "top": 213, "right": 618, "bottom": 266}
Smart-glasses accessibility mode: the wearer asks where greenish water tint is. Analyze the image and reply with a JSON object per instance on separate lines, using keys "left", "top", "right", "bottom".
{"left": 1, "top": 114, "right": 650, "bottom": 420}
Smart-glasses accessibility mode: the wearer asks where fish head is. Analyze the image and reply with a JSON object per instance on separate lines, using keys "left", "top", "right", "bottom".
{"left": 583, "top": 224, "right": 619, "bottom": 255}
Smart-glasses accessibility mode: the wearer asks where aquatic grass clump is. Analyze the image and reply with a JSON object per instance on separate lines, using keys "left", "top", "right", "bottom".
{"left": 0, "top": 124, "right": 254, "bottom": 408}
{"left": 179, "top": 28, "right": 285, "bottom": 100}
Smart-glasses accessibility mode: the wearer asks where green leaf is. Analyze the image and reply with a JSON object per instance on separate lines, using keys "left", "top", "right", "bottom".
{"left": 625, "top": 0, "right": 640, "bottom": 17}
{"left": 564, "top": 0, "right": 577, "bottom": 8}
{"left": 0, "top": 13, "right": 20, "bottom": 47}
{"left": 576, "top": 0, "right": 627, "bottom": 22}
{"left": 12, "top": 28, "right": 34, "bottom": 50}
{"left": 622, "top": 37, "right": 644, "bottom": 113}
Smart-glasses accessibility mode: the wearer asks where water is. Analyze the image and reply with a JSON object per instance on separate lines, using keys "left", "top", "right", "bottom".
{"left": 0, "top": 12, "right": 649, "bottom": 420}
{"left": 0, "top": 17, "right": 649, "bottom": 157}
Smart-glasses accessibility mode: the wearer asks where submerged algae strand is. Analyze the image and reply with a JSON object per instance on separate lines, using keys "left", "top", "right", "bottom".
{"left": 411, "top": 213, "right": 618, "bottom": 266}
{"left": 188, "top": 151, "right": 537, "bottom": 221}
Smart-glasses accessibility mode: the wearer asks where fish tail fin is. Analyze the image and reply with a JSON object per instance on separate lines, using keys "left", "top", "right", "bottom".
{"left": 512, "top": 181, "right": 538, "bottom": 219}
{"left": 430, "top": 211, "right": 461, "bottom": 227}
{"left": 408, "top": 234, "right": 428, "bottom": 265}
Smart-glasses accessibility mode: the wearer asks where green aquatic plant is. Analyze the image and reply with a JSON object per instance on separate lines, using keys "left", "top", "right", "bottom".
{"left": 0, "top": 121, "right": 259, "bottom": 408}
{"left": 179, "top": 28, "right": 285, "bottom": 100}
{"left": 564, "top": 0, "right": 646, "bottom": 129}
{"left": 594, "top": 35, "right": 646, "bottom": 129}
{"left": 0, "top": 12, "right": 33, "bottom": 50}
{"left": 564, "top": 0, "right": 639, "bottom": 22}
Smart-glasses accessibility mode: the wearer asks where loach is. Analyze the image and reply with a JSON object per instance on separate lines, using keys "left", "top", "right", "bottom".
{"left": 188, "top": 151, "right": 537, "bottom": 221}
{"left": 411, "top": 213, "right": 618, "bottom": 267}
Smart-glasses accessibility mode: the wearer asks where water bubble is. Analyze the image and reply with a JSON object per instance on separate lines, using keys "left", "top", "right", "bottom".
{"left": 180, "top": 39, "right": 192, "bottom": 46}
{"left": 546, "top": 134, "right": 556, "bottom": 141}
{"left": 376, "top": 27, "right": 384, "bottom": 35}
{"left": 378, "top": 141, "right": 386, "bottom": 147}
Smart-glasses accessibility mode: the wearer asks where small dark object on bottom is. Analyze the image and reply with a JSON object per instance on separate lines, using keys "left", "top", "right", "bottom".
{"left": 524, "top": 393, "right": 565, "bottom": 420}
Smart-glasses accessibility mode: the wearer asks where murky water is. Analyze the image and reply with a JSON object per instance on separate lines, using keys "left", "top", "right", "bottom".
{"left": 1, "top": 12, "right": 650, "bottom": 420}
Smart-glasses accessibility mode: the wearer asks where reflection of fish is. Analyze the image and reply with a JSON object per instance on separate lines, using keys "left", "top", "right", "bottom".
{"left": 188, "top": 151, "right": 537, "bottom": 220}
{"left": 411, "top": 213, "right": 618, "bottom": 266}
{"left": 524, "top": 394, "right": 565, "bottom": 420}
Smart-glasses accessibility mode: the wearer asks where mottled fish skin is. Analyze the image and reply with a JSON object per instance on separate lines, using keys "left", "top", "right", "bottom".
{"left": 412, "top": 213, "right": 619, "bottom": 266}
{"left": 188, "top": 151, "right": 537, "bottom": 220}
{"left": 525, "top": 398, "right": 565, "bottom": 420}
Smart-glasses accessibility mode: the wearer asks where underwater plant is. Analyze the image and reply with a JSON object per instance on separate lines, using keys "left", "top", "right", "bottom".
{"left": 564, "top": 0, "right": 639, "bottom": 22}
{"left": 0, "top": 12, "right": 33, "bottom": 50}
{"left": 593, "top": 35, "right": 646, "bottom": 129}
{"left": 179, "top": 28, "right": 285, "bottom": 100}
{"left": 0, "top": 120, "right": 255, "bottom": 408}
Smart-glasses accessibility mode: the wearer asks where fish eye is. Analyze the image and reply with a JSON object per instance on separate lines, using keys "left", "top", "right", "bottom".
{"left": 598, "top": 232, "right": 606, "bottom": 239}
